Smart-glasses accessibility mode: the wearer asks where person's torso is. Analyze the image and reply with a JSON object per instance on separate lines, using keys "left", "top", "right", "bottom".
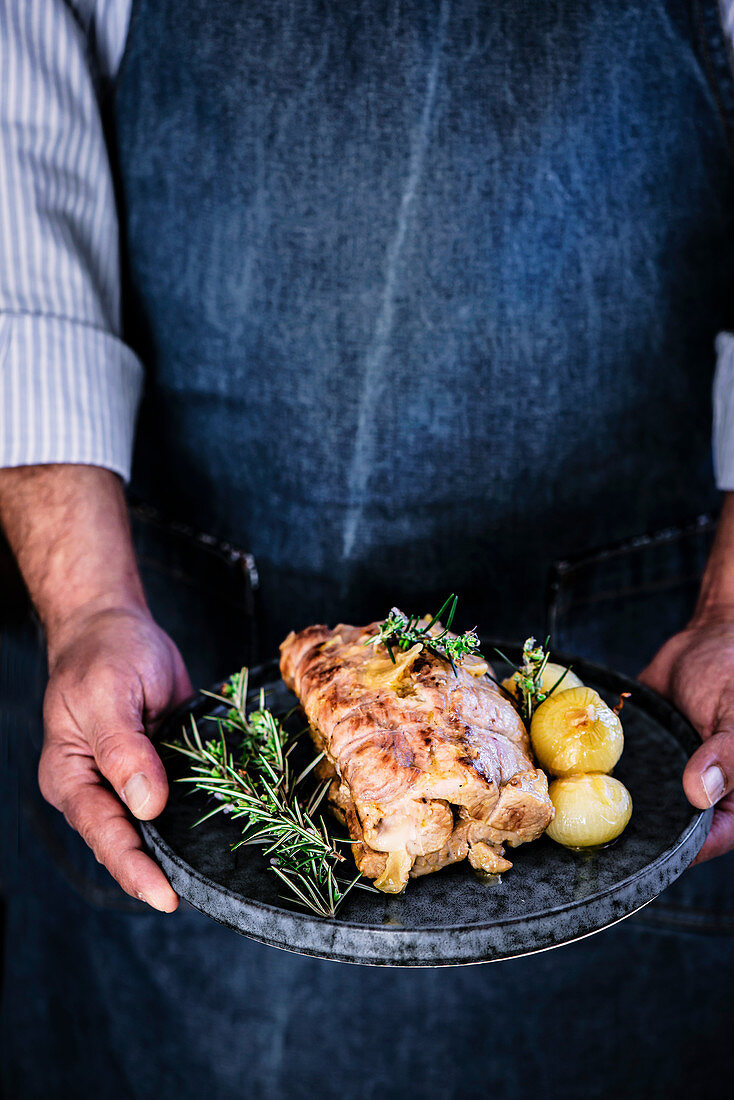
{"left": 109, "top": 0, "right": 734, "bottom": 649}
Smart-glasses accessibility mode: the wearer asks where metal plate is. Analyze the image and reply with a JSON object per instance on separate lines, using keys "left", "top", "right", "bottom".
{"left": 141, "top": 647, "right": 711, "bottom": 966}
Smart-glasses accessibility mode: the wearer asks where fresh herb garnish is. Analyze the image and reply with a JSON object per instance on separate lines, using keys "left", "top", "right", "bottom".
{"left": 364, "top": 593, "right": 482, "bottom": 676}
{"left": 164, "top": 669, "right": 373, "bottom": 918}
{"left": 365, "top": 597, "right": 570, "bottom": 726}
{"left": 494, "top": 636, "right": 570, "bottom": 725}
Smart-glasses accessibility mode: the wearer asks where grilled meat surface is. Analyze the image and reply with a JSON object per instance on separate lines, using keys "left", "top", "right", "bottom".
{"left": 280, "top": 621, "right": 554, "bottom": 892}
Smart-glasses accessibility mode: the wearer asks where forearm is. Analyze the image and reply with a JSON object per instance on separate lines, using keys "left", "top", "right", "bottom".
{"left": 692, "top": 492, "right": 734, "bottom": 622}
{"left": 0, "top": 464, "right": 147, "bottom": 653}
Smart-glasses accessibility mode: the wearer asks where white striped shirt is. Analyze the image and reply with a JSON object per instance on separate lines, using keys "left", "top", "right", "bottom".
{"left": 2, "top": 0, "right": 734, "bottom": 487}
{"left": 0, "top": 0, "right": 137, "bottom": 480}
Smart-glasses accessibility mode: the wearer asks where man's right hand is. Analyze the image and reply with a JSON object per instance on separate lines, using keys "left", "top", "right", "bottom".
{"left": 0, "top": 464, "right": 191, "bottom": 912}
{"left": 40, "top": 605, "right": 191, "bottom": 911}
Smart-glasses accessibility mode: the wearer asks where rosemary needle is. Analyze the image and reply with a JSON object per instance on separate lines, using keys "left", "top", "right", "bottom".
{"left": 164, "top": 669, "right": 373, "bottom": 919}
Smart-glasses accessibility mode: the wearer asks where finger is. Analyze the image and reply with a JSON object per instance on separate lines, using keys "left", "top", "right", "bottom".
{"left": 682, "top": 725, "right": 734, "bottom": 809}
{"left": 78, "top": 683, "right": 170, "bottom": 820}
{"left": 93, "top": 725, "right": 170, "bottom": 821}
{"left": 693, "top": 795, "right": 734, "bottom": 863}
{"left": 60, "top": 776, "right": 179, "bottom": 912}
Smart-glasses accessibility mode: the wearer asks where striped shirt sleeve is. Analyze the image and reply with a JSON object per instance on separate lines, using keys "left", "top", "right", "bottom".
{"left": 3, "top": 0, "right": 734, "bottom": 492}
{"left": 0, "top": 0, "right": 141, "bottom": 481}
{"left": 713, "top": 333, "right": 734, "bottom": 490}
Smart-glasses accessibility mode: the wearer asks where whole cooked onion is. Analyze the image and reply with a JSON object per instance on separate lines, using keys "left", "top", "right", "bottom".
{"left": 546, "top": 774, "right": 632, "bottom": 848}
{"left": 530, "top": 686, "right": 623, "bottom": 776}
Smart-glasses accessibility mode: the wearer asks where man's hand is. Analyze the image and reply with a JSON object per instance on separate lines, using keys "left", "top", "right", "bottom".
{"left": 0, "top": 464, "right": 191, "bottom": 912}
{"left": 638, "top": 493, "right": 734, "bottom": 862}
{"left": 40, "top": 605, "right": 192, "bottom": 911}
{"left": 640, "top": 620, "right": 734, "bottom": 862}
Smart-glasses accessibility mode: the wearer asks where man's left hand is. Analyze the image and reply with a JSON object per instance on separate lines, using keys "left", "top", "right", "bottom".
{"left": 640, "top": 619, "right": 734, "bottom": 862}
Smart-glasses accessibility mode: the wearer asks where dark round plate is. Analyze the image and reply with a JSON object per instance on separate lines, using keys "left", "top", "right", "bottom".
{"left": 141, "top": 646, "right": 711, "bottom": 966}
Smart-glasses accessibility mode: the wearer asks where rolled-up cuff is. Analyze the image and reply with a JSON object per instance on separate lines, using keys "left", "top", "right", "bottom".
{"left": 0, "top": 311, "right": 143, "bottom": 481}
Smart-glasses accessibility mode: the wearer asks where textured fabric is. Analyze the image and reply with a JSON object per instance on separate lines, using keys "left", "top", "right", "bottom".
{"left": 4, "top": 5, "right": 734, "bottom": 1095}
{"left": 721, "top": 0, "right": 734, "bottom": 50}
{"left": 4, "top": 838, "right": 734, "bottom": 1100}
{"left": 4, "top": 0, "right": 734, "bottom": 486}
{"left": 0, "top": 312, "right": 141, "bottom": 476}
{"left": 114, "top": 0, "right": 734, "bottom": 651}
{"left": 713, "top": 331, "right": 734, "bottom": 487}
{"left": 3, "top": 529, "right": 734, "bottom": 1098}
{"left": 711, "top": 0, "right": 734, "bottom": 485}
{"left": 0, "top": 0, "right": 139, "bottom": 476}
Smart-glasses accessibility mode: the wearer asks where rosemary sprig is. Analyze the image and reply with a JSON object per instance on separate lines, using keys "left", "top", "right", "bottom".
{"left": 163, "top": 669, "right": 371, "bottom": 918}
{"left": 495, "top": 636, "right": 570, "bottom": 725}
{"left": 364, "top": 593, "right": 482, "bottom": 675}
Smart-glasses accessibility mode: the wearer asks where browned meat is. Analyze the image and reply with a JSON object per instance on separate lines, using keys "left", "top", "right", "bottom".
{"left": 280, "top": 619, "right": 553, "bottom": 892}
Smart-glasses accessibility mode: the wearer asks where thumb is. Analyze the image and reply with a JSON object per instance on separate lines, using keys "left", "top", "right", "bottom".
{"left": 682, "top": 721, "right": 734, "bottom": 810}
{"left": 90, "top": 692, "right": 170, "bottom": 821}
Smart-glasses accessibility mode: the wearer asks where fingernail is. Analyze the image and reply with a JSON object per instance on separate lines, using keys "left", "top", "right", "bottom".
{"left": 122, "top": 772, "right": 151, "bottom": 816}
{"left": 137, "top": 889, "right": 174, "bottom": 913}
{"left": 701, "top": 764, "right": 726, "bottom": 806}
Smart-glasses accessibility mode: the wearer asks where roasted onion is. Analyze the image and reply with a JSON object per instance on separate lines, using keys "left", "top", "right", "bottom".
{"left": 546, "top": 774, "right": 632, "bottom": 848}
{"left": 530, "top": 686, "right": 623, "bottom": 776}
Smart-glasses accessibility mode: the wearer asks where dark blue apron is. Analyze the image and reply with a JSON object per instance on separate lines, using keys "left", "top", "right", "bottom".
{"left": 4, "top": 2, "right": 734, "bottom": 1095}
{"left": 110, "top": 0, "right": 734, "bottom": 655}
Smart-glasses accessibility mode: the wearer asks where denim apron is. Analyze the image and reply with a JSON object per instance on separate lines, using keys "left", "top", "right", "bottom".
{"left": 3, "top": 1, "right": 734, "bottom": 1096}
{"left": 110, "top": 0, "right": 734, "bottom": 653}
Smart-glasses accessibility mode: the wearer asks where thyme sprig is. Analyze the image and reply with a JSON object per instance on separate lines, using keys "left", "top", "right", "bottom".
{"left": 364, "top": 593, "right": 482, "bottom": 675}
{"left": 495, "top": 636, "right": 570, "bottom": 725}
{"left": 163, "top": 669, "right": 371, "bottom": 918}
{"left": 364, "top": 597, "right": 569, "bottom": 726}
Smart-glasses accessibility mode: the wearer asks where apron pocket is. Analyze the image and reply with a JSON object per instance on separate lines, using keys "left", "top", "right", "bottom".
{"left": 130, "top": 497, "right": 259, "bottom": 685}
{"left": 547, "top": 514, "right": 716, "bottom": 678}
